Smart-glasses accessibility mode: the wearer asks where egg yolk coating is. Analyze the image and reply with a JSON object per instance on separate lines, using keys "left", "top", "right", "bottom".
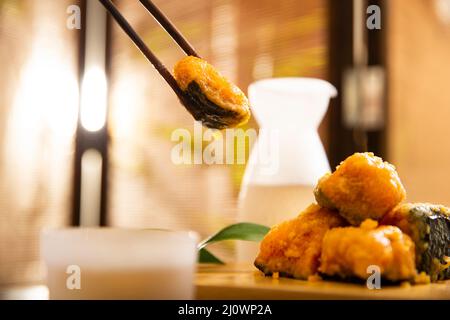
{"left": 254, "top": 204, "right": 347, "bottom": 279}
{"left": 314, "top": 152, "right": 406, "bottom": 225}
{"left": 319, "top": 220, "right": 417, "bottom": 282}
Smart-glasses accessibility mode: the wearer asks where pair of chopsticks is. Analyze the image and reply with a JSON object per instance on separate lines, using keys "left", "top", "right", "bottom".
{"left": 98, "top": 0, "right": 200, "bottom": 98}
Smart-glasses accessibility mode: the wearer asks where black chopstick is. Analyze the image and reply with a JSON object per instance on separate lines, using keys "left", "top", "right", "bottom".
{"left": 138, "top": 0, "right": 200, "bottom": 58}
{"left": 98, "top": 0, "right": 183, "bottom": 97}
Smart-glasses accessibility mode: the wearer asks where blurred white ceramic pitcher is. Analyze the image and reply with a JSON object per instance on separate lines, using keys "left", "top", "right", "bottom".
{"left": 237, "top": 78, "right": 337, "bottom": 262}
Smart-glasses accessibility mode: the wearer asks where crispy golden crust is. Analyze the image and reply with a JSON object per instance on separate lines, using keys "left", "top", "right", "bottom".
{"left": 254, "top": 204, "right": 347, "bottom": 279}
{"left": 380, "top": 204, "right": 420, "bottom": 248}
{"left": 319, "top": 220, "right": 417, "bottom": 282}
{"left": 314, "top": 152, "right": 406, "bottom": 225}
{"left": 173, "top": 56, "right": 251, "bottom": 127}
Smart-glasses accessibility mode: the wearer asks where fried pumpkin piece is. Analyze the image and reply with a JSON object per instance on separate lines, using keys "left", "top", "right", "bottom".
{"left": 319, "top": 220, "right": 417, "bottom": 282}
{"left": 254, "top": 204, "right": 347, "bottom": 280}
{"left": 173, "top": 56, "right": 251, "bottom": 129}
{"left": 314, "top": 152, "right": 406, "bottom": 225}
{"left": 380, "top": 203, "right": 450, "bottom": 281}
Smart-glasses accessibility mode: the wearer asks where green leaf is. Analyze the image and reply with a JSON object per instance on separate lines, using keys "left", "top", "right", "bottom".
{"left": 198, "top": 223, "right": 270, "bottom": 250}
{"left": 198, "top": 248, "right": 224, "bottom": 264}
{"left": 197, "top": 222, "right": 270, "bottom": 264}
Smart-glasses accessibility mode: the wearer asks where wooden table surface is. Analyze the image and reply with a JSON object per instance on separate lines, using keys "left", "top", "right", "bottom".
{"left": 195, "top": 264, "right": 450, "bottom": 300}
{"left": 2, "top": 264, "right": 449, "bottom": 300}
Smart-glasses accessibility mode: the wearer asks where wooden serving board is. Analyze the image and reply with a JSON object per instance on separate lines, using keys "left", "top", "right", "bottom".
{"left": 195, "top": 264, "right": 450, "bottom": 300}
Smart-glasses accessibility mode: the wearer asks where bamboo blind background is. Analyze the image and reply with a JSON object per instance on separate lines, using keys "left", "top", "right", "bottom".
{"left": 0, "top": 0, "right": 79, "bottom": 285}
{"left": 107, "top": 0, "right": 328, "bottom": 260}
{"left": 0, "top": 0, "right": 328, "bottom": 285}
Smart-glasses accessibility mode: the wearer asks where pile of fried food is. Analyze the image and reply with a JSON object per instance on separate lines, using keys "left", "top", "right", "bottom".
{"left": 255, "top": 152, "right": 450, "bottom": 284}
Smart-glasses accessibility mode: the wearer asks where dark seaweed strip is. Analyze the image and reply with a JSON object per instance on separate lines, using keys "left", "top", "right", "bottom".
{"left": 314, "top": 187, "right": 338, "bottom": 212}
{"left": 181, "top": 81, "right": 244, "bottom": 129}
{"left": 409, "top": 205, "right": 450, "bottom": 281}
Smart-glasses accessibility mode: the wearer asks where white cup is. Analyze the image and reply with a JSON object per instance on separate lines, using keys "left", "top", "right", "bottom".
{"left": 41, "top": 228, "right": 199, "bottom": 300}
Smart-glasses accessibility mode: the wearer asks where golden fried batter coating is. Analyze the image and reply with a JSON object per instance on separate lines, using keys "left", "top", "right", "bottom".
{"left": 254, "top": 204, "right": 347, "bottom": 279}
{"left": 314, "top": 152, "right": 406, "bottom": 225}
{"left": 319, "top": 220, "right": 417, "bottom": 282}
